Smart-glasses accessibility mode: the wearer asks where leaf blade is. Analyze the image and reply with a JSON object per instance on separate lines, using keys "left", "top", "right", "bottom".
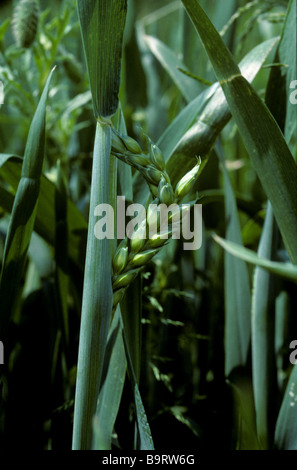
{"left": 213, "top": 234, "right": 297, "bottom": 283}
{"left": 251, "top": 202, "right": 278, "bottom": 449}
{"left": 72, "top": 123, "right": 113, "bottom": 450}
{"left": 93, "top": 308, "right": 126, "bottom": 450}
{"left": 162, "top": 37, "right": 279, "bottom": 185}
{"left": 77, "top": 0, "right": 127, "bottom": 119}
{"left": 0, "top": 69, "right": 54, "bottom": 337}
{"left": 144, "top": 34, "right": 201, "bottom": 102}
{"left": 181, "top": 0, "right": 297, "bottom": 265}
{"left": 219, "top": 150, "right": 251, "bottom": 376}
{"left": 275, "top": 364, "right": 297, "bottom": 449}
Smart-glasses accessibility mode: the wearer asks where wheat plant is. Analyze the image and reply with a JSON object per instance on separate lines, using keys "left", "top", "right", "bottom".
{"left": 0, "top": 0, "right": 296, "bottom": 451}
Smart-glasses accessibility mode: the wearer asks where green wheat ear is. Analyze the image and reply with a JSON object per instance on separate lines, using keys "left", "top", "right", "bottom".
{"left": 12, "top": 0, "right": 39, "bottom": 49}
{"left": 111, "top": 127, "right": 202, "bottom": 311}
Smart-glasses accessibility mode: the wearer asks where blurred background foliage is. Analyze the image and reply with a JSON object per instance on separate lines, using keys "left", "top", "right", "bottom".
{"left": 0, "top": 0, "right": 295, "bottom": 450}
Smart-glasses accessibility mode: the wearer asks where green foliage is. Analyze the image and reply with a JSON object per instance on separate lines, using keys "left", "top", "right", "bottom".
{"left": 0, "top": 68, "right": 54, "bottom": 338}
{"left": 77, "top": 0, "right": 127, "bottom": 119}
{"left": 0, "top": 0, "right": 296, "bottom": 451}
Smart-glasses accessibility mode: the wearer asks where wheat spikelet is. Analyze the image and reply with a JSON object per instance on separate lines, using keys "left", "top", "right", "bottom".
{"left": 111, "top": 127, "right": 201, "bottom": 310}
{"left": 12, "top": 0, "right": 39, "bottom": 49}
